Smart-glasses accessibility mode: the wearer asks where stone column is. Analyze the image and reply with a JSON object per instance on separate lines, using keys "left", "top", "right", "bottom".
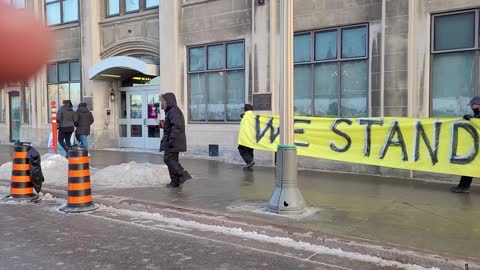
{"left": 159, "top": 0, "right": 182, "bottom": 108}
{"left": 252, "top": 0, "right": 273, "bottom": 112}
{"left": 80, "top": 0, "right": 115, "bottom": 149}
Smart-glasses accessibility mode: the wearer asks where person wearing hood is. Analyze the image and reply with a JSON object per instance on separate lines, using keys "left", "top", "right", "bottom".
{"left": 57, "top": 100, "right": 78, "bottom": 158}
{"left": 160, "top": 92, "right": 192, "bottom": 188}
{"left": 450, "top": 96, "right": 480, "bottom": 193}
{"left": 238, "top": 104, "right": 255, "bottom": 171}
{"left": 74, "top": 103, "right": 94, "bottom": 150}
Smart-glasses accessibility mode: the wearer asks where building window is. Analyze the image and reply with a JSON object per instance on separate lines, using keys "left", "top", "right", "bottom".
{"left": 45, "top": 0, "right": 79, "bottom": 26}
{"left": 188, "top": 41, "right": 245, "bottom": 122}
{"left": 107, "top": 0, "right": 159, "bottom": 17}
{"left": 23, "top": 85, "right": 29, "bottom": 124}
{"left": 1, "top": 0, "right": 26, "bottom": 8}
{"left": 47, "top": 61, "right": 81, "bottom": 122}
{"left": 431, "top": 11, "right": 479, "bottom": 117}
{"left": 293, "top": 25, "right": 369, "bottom": 117}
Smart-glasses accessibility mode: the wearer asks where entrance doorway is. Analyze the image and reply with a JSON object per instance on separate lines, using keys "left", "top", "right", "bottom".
{"left": 119, "top": 86, "right": 161, "bottom": 149}
{"left": 8, "top": 92, "right": 20, "bottom": 142}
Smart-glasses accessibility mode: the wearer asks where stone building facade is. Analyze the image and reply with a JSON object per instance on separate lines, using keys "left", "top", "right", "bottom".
{"left": 0, "top": 0, "right": 479, "bottom": 182}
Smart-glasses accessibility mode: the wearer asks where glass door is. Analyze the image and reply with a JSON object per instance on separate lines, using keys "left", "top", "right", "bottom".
{"left": 118, "top": 89, "right": 161, "bottom": 149}
{"left": 9, "top": 92, "right": 20, "bottom": 142}
{"left": 145, "top": 90, "right": 161, "bottom": 149}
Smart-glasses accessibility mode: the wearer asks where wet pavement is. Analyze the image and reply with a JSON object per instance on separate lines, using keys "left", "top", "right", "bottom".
{"left": 0, "top": 194, "right": 413, "bottom": 270}
{"left": 0, "top": 145, "right": 479, "bottom": 261}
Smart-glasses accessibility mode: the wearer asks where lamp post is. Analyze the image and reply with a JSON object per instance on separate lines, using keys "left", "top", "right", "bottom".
{"left": 267, "top": 0, "right": 306, "bottom": 215}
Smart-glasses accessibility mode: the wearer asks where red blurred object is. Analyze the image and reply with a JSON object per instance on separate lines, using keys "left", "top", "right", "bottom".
{"left": 51, "top": 101, "right": 58, "bottom": 151}
{"left": 0, "top": 5, "right": 53, "bottom": 82}
{"left": 159, "top": 120, "right": 165, "bottom": 128}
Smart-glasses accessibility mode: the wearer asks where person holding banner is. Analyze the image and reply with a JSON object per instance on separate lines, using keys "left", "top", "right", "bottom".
{"left": 451, "top": 96, "right": 480, "bottom": 193}
{"left": 238, "top": 104, "right": 255, "bottom": 171}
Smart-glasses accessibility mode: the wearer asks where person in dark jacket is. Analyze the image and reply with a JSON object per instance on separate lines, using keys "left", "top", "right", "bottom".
{"left": 74, "top": 103, "right": 94, "bottom": 149}
{"left": 160, "top": 93, "right": 191, "bottom": 188}
{"left": 238, "top": 104, "right": 255, "bottom": 171}
{"left": 57, "top": 100, "right": 78, "bottom": 158}
{"left": 450, "top": 96, "right": 480, "bottom": 193}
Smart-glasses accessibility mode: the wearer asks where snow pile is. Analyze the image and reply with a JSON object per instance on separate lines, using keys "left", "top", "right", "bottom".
{"left": 0, "top": 154, "right": 67, "bottom": 183}
{"left": 91, "top": 161, "right": 170, "bottom": 188}
{"left": 0, "top": 154, "right": 170, "bottom": 189}
{"left": 0, "top": 161, "right": 12, "bottom": 180}
{"left": 40, "top": 154, "right": 69, "bottom": 186}
{"left": 99, "top": 206, "right": 442, "bottom": 270}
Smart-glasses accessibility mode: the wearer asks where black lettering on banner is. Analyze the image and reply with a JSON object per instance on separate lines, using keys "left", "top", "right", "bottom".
{"left": 379, "top": 120, "right": 408, "bottom": 161}
{"left": 358, "top": 119, "right": 384, "bottom": 157}
{"left": 329, "top": 119, "right": 352, "bottom": 153}
{"left": 450, "top": 122, "right": 479, "bottom": 164}
{"left": 255, "top": 116, "right": 280, "bottom": 143}
{"left": 413, "top": 121, "right": 441, "bottom": 165}
{"left": 294, "top": 119, "right": 312, "bottom": 148}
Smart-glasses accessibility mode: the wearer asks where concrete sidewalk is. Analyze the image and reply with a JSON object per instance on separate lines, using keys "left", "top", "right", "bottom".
{"left": 0, "top": 145, "right": 479, "bottom": 262}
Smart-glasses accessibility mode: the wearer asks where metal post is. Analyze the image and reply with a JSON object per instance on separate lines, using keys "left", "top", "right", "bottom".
{"left": 51, "top": 101, "right": 58, "bottom": 152}
{"left": 268, "top": 0, "right": 306, "bottom": 215}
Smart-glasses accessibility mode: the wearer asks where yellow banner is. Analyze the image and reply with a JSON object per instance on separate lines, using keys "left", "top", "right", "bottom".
{"left": 238, "top": 111, "right": 480, "bottom": 177}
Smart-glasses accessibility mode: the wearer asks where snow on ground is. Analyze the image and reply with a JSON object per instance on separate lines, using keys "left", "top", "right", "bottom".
{"left": 39, "top": 154, "right": 69, "bottom": 186}
{"left": 0, "top": 161, "right": 12, "bottom": 180}
{"left": 91, "top": 161, "right": 170, "bottom": 188}
{"left": 99, "top": 206, "right": 441, "bottom": 270}
{"left": 0, "top": 154, "right": 170, "bottom": 189}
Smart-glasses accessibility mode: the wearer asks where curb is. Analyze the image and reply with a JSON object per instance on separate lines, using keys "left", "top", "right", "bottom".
{"left": 31, "top": 184, "right": 480, "bottom": 270}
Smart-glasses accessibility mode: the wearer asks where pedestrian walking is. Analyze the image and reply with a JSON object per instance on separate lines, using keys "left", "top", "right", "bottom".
{"left": 160, "top": 93, "right": 192, "bottom": 188}
{"left": 450, "top": 96, "right": 480, "bottom": 193}
{"left": 238, "top": 104, "right": 255, "bottom": 171}
{"left": 57, "top": 100, "right": 78, "bottom": 158}
{"left": 74, "top": 103, "right": 94, "bottom": 150}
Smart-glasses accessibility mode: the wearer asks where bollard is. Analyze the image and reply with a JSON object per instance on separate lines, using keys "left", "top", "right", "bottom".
{"left": 2, "top": 143, "right": 39, "bottom": 202}
{"left": 59, "top": 147, "right": 97, "bottom": 213}
{"left": 51, "top": 101, "right": 58, "bottom": 152}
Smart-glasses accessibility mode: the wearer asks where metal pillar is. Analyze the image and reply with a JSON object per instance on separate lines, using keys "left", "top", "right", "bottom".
{"left": 268, "top": 0, "right": 306, "bottom": 215}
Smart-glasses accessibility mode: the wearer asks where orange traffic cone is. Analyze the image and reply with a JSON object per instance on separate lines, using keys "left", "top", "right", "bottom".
{"left": 3, "top": 143, "right": 39, "bottom": 202}
{"left": 59, "top": 147, "right": 97, "bottom": 213}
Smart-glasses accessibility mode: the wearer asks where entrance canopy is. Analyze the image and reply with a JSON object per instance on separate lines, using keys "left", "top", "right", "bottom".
{"left": 88, "top": 56, "right": 159, "bottom": 80}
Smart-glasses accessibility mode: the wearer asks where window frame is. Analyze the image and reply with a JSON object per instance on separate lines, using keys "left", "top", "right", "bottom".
{"left": 106, "top": 0, "right": 159, "bottom": 18}
{"left": 45, "top": 0, "right": 79, "bottom": 26}
{"left": 430, "top": 10, "right": 480, "bottom": 117}
{"left": 294, "top": 23, "right": 369, "bottom": 117}
{"left": 187, "top": 40, "right": 246, "bottom": 123}
{"left": 46, "top": 60, "right": 82, "bottom": 123}
{"left": 144, "top": 0, "right": 159, "bottom": 10}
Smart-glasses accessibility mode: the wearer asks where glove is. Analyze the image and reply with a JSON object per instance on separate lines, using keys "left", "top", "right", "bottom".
{"left": 463, "top": 114, "right": 473, "bottom": 121}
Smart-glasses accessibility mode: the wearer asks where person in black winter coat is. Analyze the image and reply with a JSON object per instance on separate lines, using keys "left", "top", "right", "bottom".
{"left": 450, "top": 96, "right": 480, "bottom": 193}
{"left": 238, "top": 104, "right": 255, "bottom": 171}
{"left": 74, "top": 103, "right": 94, "bottom": 149}
{"left": 57, "top": 100, "right": 78, "bottom": 158}
{"left": 160, "top": 93, "right": 191, "bottom": 188}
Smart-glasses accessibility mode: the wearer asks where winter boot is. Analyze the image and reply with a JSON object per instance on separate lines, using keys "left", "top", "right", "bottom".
{"left": 178, "top": 171, "right": 192, "bottom": 185}
{"left": 450, "top": 186, "right": 470, "bottom": 193}
{"left": 243, "top": 161, "right": 255, "bottom": 169}
{"left": 166, "top": 182, "right": 180, "bottom": 188}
